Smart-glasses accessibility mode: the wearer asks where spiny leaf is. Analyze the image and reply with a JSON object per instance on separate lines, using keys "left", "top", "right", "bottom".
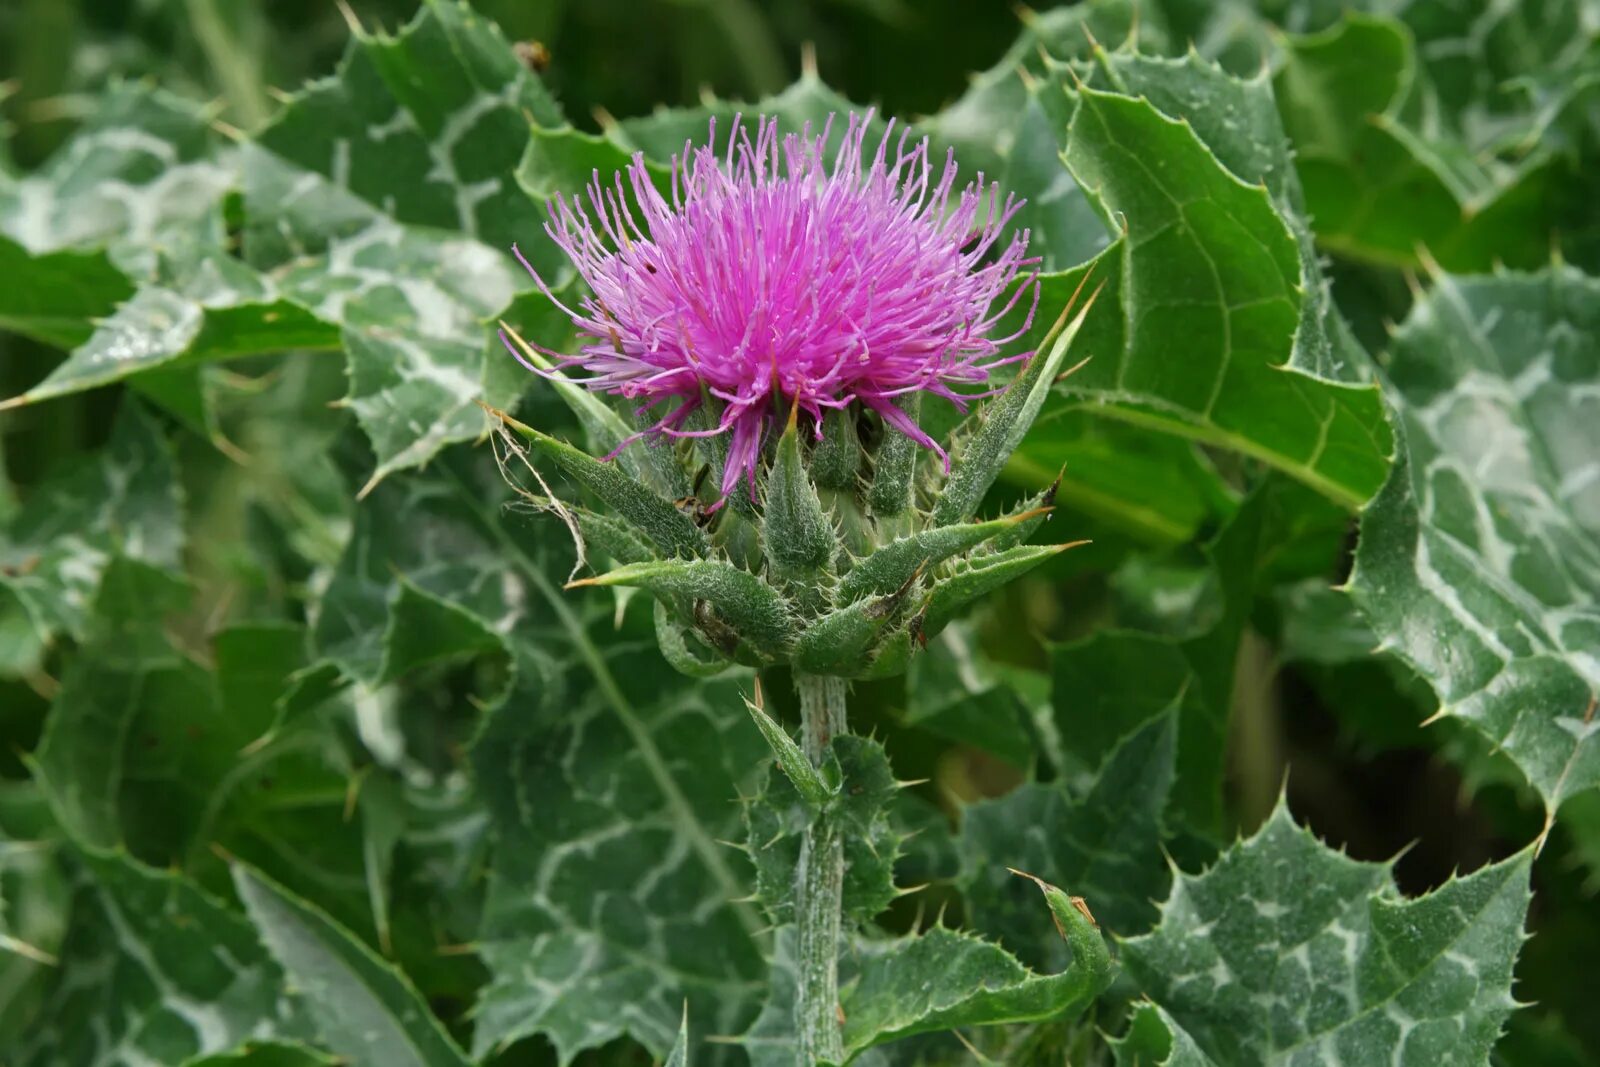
{"left": 0, "top": 800, "right": 64, "bottom": 1006}
{"left": 666, "top": 1010, "right": 691, "bottom": 1067}
{"left": 904, "top": 622, "right": 1039, "bottom": 767}
{"left": 257, "top": 0, "right": 559, "bottom": 249}
{"left": 744, "top": 736, "right": 901, "bottom": 927}
{"left": 961, "top": 711, "right": 1177, "bottom": 967}
{"left": 0, "top": 1, "right": 592, "bottom": 488}
{"left": 836, "top": 917, "right": 1108, "bottom": 1060}
{"left": 1272, "top": 10, "right": 1590, "bottom": 272}
{"left": 571, "top": 507, "right": 657, "bottom": 566}
{"left": 25, "top": 553, "right": 372, "bottom": 945}
{"left": 918, "top": 2, "right": 1148, "bottom": 272}
{"left": 1121, "top": 801, "right": 1532, "bottom": 1067}
{"left": 1112, "top": 1003, "right": 1217, "bottom": 1067}
{"left": 745, "top": 876, "right": 1113, "bottom": 1067}
{"left": 186, "top": 1043, "right": 342, "bottom": 1067}
{"left": 742, "top": 870, "right": 1111, "bottom": 1065}
{"left": 1050, "top": 485, "right": 1266, "bottom": 839}
{"left": 30, "top": 558, "right": 190, "bottom": 850}
{"left": 497, "top": 314, "right": 645, "bottom": 483}
{"left": 0, "top": 82, "right": 229, "bottom": 284}
{"left": 616, "top": 71, "right": 878, "bottom": 161}
{"left": 1020, "top": 83, "right": 1392, "bottom": 509}
{"left": 743, "top": 684, "right": 831, "bottom": 809}
{"left": 313, "top": 471, "right": 518, "bottom": 688}
{"left": 1007, "top": 410, "right": 1236, "bottom": 546}
{"left": 0, "top": 266, "right": 338, "bottom": 415}
{"left": 472, "top": 631, "right": 768, "bottom": 1062}
{"left": 855, "top": 629, "right": 915, "bottom": 681}
{"left": 1080, "top": 47, "right": 1373, "bottom": 386}
{"left": 0, "top": 235, "right": 133, "bottom": 349}
{"left": 294, "top": 452, "right": 767, "bottom": 1061}
{"left": 654, "top": 600, "right": 736, "bottom": 678}
{"left": 0, "top": 400, "right": 184, "bottom": 675}
{"left": 296, "top": 454, "right": 768, "bottom": 1067}
{"left": 233, "top": 863, "right": 472, "bottom": 1067}
{"left": 1347, "top": 266, "right": 1600, "bottom": 811}
{"left": 16, "top": 852, "right": 312, "bottom": 1067}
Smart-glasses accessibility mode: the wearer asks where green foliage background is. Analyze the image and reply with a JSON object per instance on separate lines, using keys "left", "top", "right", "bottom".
{"left": 1, "top": 0, "right": 1597, "bottom": 1064}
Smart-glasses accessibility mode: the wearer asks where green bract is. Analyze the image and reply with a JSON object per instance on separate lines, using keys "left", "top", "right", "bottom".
{"left": 490, "top": 284, "right": 1098, "bottom": 681}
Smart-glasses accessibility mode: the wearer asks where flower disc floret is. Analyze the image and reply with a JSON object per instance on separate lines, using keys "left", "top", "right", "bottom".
{"left": 510, "top": 110, "right": 1037, "bottom": 501}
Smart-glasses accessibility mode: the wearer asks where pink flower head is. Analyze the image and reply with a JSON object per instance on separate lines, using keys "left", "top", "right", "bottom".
{"left": 508, "top": 110, "right": 1037, "bottom": 503}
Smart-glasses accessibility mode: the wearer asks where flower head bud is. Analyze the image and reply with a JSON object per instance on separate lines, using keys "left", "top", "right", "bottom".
{"left": 497, "top": 110, "right": 1100, "bottom": 679}
{"left": 510, "top": 111, "right": 1037, "bottom": 505}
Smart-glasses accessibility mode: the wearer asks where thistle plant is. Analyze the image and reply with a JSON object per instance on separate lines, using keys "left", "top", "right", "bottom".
{"left": 9, "top": 1, "right": 1580, "bottom": 1064}
{"left": 491, "top": 112, "right": 1097, "bottom": 1064}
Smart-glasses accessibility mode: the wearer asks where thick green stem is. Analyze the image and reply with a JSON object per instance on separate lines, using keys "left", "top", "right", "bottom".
{"left": 794, "top": 673, "right": 847, "bottom": 1065}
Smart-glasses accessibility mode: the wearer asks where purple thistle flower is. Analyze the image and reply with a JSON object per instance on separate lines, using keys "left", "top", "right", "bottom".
{"left": 508, "top": 111, "right": 1037, "bottom": 504}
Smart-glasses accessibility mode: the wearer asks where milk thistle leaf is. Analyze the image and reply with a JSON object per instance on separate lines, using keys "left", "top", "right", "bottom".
{"left": 0, "top": 400, "right": 183, "bottom": 672}
{"left": 233, "top": 864, "right": 472, "bottom": 1067}
{"left": 0, "top": 1, "right": 572, "bottom": 483}
{"left": 1012, "top": 81, "right": 1393, "bottom": 510}
{"left": 1048, "top": 484, "right": 1268, "bottom": 841}
{"left": 744, "top": 736, "right": 901, "bottom": 926}
{"left": 1121, "top": 802, "right": 1532, "bottom": 1067}
{"left": 961, "top": 711, "right": 1178, "bottom": 968}
{"left": 666, "top": 1012, "right": 691, "bottom": 1067}
{"left": 473, "top": 634, "right": 769, "bottom": 1061}
{"left": 744, "top": 683, "right": 832, "bottom": 809}
{"left": 653, "top": 600, "right": 739, "bottom": 678}
{"left": 741, "top": 874, "right": 1112, "bottom": 1066}
{"left": 1347, "top": 267, "right": 1600, "bottom": 812}
{"left": 14, "top": 853, "right": 314, "bottom": 1067}
{"left": 1112, "top": 1004, "right": 1217, "bottom": 1067}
